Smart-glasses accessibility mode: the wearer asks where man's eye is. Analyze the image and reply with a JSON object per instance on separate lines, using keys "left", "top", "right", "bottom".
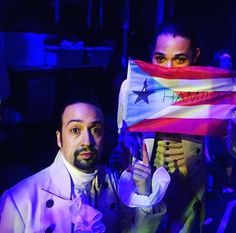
{"left": 155, "top": 55, "right": 166, "bottom": 63}
{"left": 176, "top": 56, "right": 187, "bottom": 64}
{"left": 91, "top": 127, "right": 102, "bottom": 136}
{"left": 71, "top": 128, "right": 80, "bottom": 134}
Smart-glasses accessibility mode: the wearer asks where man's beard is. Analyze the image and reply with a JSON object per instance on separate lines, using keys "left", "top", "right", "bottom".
{"left": 73, "top": 146, "right": 98, "bottom": 171}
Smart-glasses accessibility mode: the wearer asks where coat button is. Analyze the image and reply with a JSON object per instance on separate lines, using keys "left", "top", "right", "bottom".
{"left": 102, "top": 182, "right": 108, "bottom": 189}
{"left": 45, "top": 224, "right": 55, "bottom": 233}
{"left": 196, "top": 159, "right": 201, "bottom": 165}
{"left": 109, "top": 203, "right": 116, "bottom": 209}
{"left": 46, "top": 199, "right": 54, "bottom": 208}
{"left": 193, "top": 201, "right": 202, "bottom": 218}
{"left": 45, "top": 226, "right": 53, "bottom": 233}
{"left": 165, "top": 141, "right": 170, "bottom": 145}
{"left": 195, "top": 148, "right": 201, "bottom": 154}
{"left": 174, "top": 160, "right": 177, "bottom": 166}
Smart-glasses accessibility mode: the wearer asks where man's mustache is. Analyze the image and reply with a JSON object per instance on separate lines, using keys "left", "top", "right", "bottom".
{"left": 74, "top": 146, "right": 98, "bottom": 158}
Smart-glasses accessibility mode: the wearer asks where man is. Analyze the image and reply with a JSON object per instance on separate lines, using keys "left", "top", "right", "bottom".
{"left": 113, "top": 17, "right": 207, "bottom": 232}
{"left": 0, "top": 100, "right": 169, "bottom": 232}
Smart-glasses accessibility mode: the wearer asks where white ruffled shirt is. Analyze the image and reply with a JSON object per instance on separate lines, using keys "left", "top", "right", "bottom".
{"left": 60, "top": 153, "right": 105, "bottom": 232}
{"left": 118, "top": 165, "right": 170, "bottom": 208}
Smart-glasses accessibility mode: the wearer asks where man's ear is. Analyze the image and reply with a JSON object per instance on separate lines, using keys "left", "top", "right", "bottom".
{"left": 56, "top": 131, "right": 62, "bottom": 148}
{"left": 193, "top": 47, "right": 201, "bottom": 64}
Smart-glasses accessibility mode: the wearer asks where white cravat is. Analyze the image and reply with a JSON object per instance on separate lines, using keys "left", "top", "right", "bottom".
{"left": 60, "top": 152, "right": 98, "bottom": 196}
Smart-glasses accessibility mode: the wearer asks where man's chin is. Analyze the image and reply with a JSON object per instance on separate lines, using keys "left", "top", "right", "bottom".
{"left": 74, "top": 159, "right": 96, "bottom": 171}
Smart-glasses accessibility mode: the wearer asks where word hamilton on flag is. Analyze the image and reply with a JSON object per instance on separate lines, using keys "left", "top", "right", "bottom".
{"left": 124, "top": 59, "right": 236, "bottom": 136}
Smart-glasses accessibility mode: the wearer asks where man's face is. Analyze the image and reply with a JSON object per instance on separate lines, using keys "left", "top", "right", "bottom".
{"left": 56, "top": 103, "right": 104, "bottom": 173}
{"left": 152, "top": 34, "right": 196, "bottom": 67}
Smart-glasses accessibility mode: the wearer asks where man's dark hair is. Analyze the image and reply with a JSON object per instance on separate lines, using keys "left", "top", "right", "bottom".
{"left": 55, "top": 97, "right": 103, "bottom": 132}
{"left": 150, "top": 16, "right": 200, "bottom": 59}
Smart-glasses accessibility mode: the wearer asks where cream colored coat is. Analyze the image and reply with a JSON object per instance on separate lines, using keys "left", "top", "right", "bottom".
{"left": 0, "top": 151, "right": 165, "bottom": 233}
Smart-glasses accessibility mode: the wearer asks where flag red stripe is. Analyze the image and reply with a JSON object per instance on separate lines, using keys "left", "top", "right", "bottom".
{"left": 128, "top": 118, "right": 228, "bottom": 136}
{"left": 126, "top": 60, "right": 236, "bottom": 136}
{"left": 173, "top": 91, "right": 236, "bottom": 106}
{"left": 134, "top": 60, "right": 236, "bottom": 80}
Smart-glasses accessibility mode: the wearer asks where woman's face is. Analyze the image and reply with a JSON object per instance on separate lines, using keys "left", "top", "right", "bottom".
{"left": 152, "top": 34, "right": 198, "bottom": 67}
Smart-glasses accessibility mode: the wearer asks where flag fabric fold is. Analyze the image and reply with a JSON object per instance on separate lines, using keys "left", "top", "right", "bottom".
{"left": 124, "top": 59, "right": 236, "bottom": 136}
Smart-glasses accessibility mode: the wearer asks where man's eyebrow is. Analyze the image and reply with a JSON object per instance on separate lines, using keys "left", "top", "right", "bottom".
{"left": 66, "top": 119, "right": 102, "bottom": 126}
{"left": 174, "top": 53, "right": 188, "bottom": 57}
{"left": 154, "top": 52, "right": 164, "bottom": 56}
{"left": 154, "top": 52, "right": 188, "bottom": 57}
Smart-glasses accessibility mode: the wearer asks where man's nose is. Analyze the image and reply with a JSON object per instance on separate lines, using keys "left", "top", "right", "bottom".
{"left": 164, "top": 60, "right": 173, "bottom": 67}
{"left": 81, "top": 130, "right": 94, "bottom": 146}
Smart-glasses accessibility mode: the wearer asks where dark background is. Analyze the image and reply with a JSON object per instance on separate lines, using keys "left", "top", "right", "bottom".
{"left": 1, "top": 0, "right": 236, "bottom": 63}
{"left": 1, "top": 0, "right": 236, "bottom": 187}
{"left": 1, "top": 2, "right": 236, "bottom": 232}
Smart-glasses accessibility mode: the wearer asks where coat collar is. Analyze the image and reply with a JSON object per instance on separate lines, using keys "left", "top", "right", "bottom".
{"left": 47, "top": 151, "right": 73, "bottom": 199}
{"left": 46, "top": 151, "right": 110, "bottom": 199}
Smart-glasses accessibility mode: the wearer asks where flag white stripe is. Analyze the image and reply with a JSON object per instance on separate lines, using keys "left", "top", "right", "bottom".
{"left": 148, "top": 104, "right": 236, "bottom": 119}
{"left": 152, "top": 76, "right": 236, "bottom": 92}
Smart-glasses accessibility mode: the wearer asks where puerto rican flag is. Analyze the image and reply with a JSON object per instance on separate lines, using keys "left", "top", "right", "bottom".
{"left": 124, "top": 59, "right": 236, "bottom": 136}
